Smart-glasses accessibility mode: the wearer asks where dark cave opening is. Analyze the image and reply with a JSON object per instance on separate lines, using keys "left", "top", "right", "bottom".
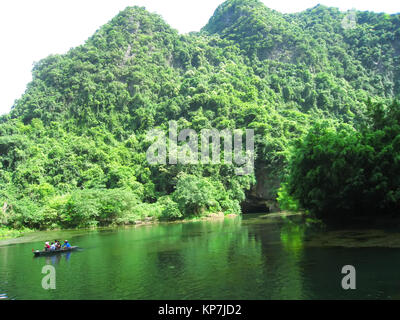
{"left": 240, "top": 194, "right": 270, "bottom": 214}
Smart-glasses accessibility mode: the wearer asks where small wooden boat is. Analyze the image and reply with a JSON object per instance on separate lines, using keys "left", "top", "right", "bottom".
{"left": 33, "top": 246, "right": 79, "bottom": 257}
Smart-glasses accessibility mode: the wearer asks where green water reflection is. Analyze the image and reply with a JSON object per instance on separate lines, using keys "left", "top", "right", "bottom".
{"left": 1, "top": 214, "right": 400, "bottom": 299}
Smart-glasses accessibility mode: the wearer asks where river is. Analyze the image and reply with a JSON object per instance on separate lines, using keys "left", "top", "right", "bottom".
{"left": 1, "top": 213, "right": 400, "bottom": 300}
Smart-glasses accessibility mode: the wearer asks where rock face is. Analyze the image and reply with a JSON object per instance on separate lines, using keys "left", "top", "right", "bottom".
{"left": 241, "top": 166, "right": 281, "bottom": 213}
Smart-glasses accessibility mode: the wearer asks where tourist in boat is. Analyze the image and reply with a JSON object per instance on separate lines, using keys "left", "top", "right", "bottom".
{"left": 50, "top": 242, "right": 56, "bottom": 251}
{"left": 55, "top": 240, "right": 61, "bottom": 250}
{"left": 44, "top": 242, "right": 51, "bottom": 251}
{"left": 62, "top": 240, "right": 71, "bottom": 249}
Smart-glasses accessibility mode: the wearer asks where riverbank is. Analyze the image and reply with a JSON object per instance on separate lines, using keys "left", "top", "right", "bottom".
{"left": 0, "top": 212, "right": 240, "bottom": 243}
{"left": 239, "top": 211, "right": 400, "bottom": 249}
{"left": 305, "top": 229, "right": 400, "bottom": 248}
{"left": 0, "top": 227, "right": 34, "bottom": 241}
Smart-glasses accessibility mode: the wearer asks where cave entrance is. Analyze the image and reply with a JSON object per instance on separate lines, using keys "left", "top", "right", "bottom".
{"left": 240, "top": 195, "right": 270, "bottom": 214}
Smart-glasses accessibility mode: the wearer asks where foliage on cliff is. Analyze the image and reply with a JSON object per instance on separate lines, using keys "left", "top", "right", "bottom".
{"left": 286, "top": 99, "right": 400, "bottom": 222}
{"left": 0, "top": 0, "right": 399, "bottom": 228}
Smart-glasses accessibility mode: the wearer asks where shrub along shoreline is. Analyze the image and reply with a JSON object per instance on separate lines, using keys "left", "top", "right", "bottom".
{"left": 1, "top": 173, "right": 246, "bottom": 232}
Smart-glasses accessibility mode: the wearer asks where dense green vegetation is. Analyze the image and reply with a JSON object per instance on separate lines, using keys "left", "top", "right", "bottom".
{"left": 1, "top": 0, "right": 399, "bottom": 230}
{"left": 285, "top": 99, "right": 400, "bottom": 223}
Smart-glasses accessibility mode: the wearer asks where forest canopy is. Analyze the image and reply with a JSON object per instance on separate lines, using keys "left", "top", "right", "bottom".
{"left": 1, "top": 0, "right": 399, "bottom": 229}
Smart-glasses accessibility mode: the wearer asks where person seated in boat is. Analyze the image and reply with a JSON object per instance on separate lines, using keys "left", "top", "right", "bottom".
{"left": 44, "top": 242, "right": 51, "bottom": 251}
{"left": 55, "top": 240, "right": 61, "bottom": 250}
{"left": 62, "top": 240, "right": 71, "bottom": 249}
{"left": 50, "top": 242, "right": 56, "bottom": 251}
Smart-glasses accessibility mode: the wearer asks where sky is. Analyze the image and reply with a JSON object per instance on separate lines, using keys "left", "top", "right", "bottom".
{"left": 0, "top": 0, "right": 399, "bottom": 116}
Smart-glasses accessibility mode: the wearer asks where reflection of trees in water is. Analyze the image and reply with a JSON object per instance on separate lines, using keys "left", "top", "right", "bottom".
{"left": 299, "top": 247, "right": 343, "bottom": 299}
{"left": 168, "top": 218, "right": 265, "bottom": 299}
{"left": 156, "top": 250, "right": 184, "bottom": 274}
{"left": 300, "top": 246, "right": 400, "bottom": 299}
{"left": 244, "top": 220, "right": 306, "bottom": 299}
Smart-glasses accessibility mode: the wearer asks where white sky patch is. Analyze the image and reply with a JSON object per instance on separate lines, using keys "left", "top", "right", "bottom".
{"left": 0, "top": 0, "right": 399, "bottom": 115}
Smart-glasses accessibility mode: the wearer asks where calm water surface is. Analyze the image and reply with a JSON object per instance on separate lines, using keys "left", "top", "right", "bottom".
{"left": 1, "top": 214, "right": 400, "bottom": 300}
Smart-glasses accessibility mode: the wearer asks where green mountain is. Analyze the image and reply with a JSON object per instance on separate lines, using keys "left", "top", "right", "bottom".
{"left": 1, "top": 0, "right": 399, "bottom": 229}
